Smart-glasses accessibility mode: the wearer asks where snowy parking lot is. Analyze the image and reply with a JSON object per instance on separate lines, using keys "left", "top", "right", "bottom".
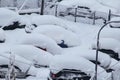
{"left": 0, "top": 0, "right": 120, "bottom": 80}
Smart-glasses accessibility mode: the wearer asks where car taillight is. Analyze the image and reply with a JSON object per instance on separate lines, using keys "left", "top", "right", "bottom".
{"left": 51, "top": 74, "right": 56, "bottom": 78}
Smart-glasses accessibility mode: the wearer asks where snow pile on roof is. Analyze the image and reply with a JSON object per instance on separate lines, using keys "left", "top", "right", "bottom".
{"left": 92, "top": 38, "right": 120, "bottom": 54}
{"left": 100, "top": 28, "right": 120, "bottom": 41}
{"left": 21, "top": 33, "right": 62, "bottom": 55}
{"left": 110, "top": 17, "right": 120, "bottom": 28}
{"left": 32, "top": 25, "right": 81, "bottom": 47}
{"left": 50, "top": 55, "right": 111, "bottom": 80}
{"left": 58, "top": 0, "right": 117, "bottom": 13}
{"left": 1, "top": 45, "right": 53, "bottom": 66}
{"left": 0, "top": 28, "right": 5, "bottom": 42}
{"left": 63, "top": 47, "right": 111, "bottom": 68}
{"left": 0, "top": 8, "right": 20, "bottom": 27}
{"left": 0, "top": 52, "right": 37, "bottom": 75}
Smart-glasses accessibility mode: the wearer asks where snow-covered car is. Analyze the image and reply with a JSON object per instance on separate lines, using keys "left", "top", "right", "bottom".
{"left": 32, "top": 25, "right": 81, "bottom": 48}
{"left": 92, "top": 38, "right": 120, "bottom": 60}
{"left": 0, "top": 8, "right": 30, "bottom": 30}
{"left": 0, "top": 52, "right": 37, "bottom": 79}
{"left": 21, "top": 33, "right": 62, "bottom": 55}
{"left": 49, "top": 55, "right": 111, "bottom": 80}
{"left": 62, "top": 47, "right": 111, "bottom": 69}
{"left": 109, "top": 17, "right": 120, "bottom": 28}
{"left": 1, "top": 45, "right": 53, "bottom": 67}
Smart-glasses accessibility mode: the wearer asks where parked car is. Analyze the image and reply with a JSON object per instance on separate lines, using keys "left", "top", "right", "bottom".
{"left": 92, "top": 38, "right": 120, "bottom": 60}
{"left": 49, "top": 55, "right": 111, "bottom": 80}
{"left": 4, "top": 45, "right": 53, "bottom": 68}
{"left": 0, "top": 52, "right": 37, "bottom": 79}
{"left": 62, "top": 47, "right": 111, "bottom": 69}
{"left": 0, "top": 8, "right": 30, "bottom": 30}
{"left": 32, "top": 25, "right": 81, "bottom": 48}
{"left": 21, "top": 33, "right": 62, "bottom": 55}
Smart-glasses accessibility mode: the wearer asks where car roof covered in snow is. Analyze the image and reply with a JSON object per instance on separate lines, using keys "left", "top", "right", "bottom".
{"left": 100, "top": 28, "right": 120, "bottom": 42}
{"left": 32, "top": 25, "right": 81, "bottom": 47}
{"left": 92, "top": 38, "right": 120, "bottom": 54}
{"left": 0, "top": 8, "right": 20, "bottom": 27}
{"left": 0, "top": 44, "right": 53, "bottom": 66}
{"left": 50, "top": 55, "right": 111, "bottom": 80}
{"left": 21, "top": 33, "right": 62, "bottom": 55}
{"left": 63, "top": 47, "right": 111, "bottom": 68}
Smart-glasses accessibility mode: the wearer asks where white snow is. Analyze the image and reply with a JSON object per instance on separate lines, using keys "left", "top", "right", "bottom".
{"left": 21, "top": 33, "right": 62, "bottom": 55}
{"left": 0, "top": 28, "right": 6, "bottom": 42}
{"left": 32, "top": 25, "right": 81, "bottom": 47}
{"left": 0, "top": 45, "right": 53, "bottom": 66}
{"left": 50, "top": 55, "right": 111, "bottom": 80}
{"left": 62, "top": 46, "right": 111, "bottom": 68}
{"left": 0, "top": 8, "right": 20, "bottom": 27}
{"left": 58, "top": 0, "right": 117, "bottom": 13}
{"left": 92, "top": 38, "right": 120, "bottom": 54}
{"left": 0, "top": 52, "right": 37, "bottom": 75}
{"left": 110, "top": 17, "right": 120, "bottom": 28}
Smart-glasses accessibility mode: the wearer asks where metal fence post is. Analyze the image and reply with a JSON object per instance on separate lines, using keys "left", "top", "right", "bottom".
{"left": 55, "top": 4, "right": 58, "bottom": 17}
{"left": 93, "top": 11, "right": 96, "bottom": 25}
{"left": 74, "top": 7, "right": 77, "bottom": 22}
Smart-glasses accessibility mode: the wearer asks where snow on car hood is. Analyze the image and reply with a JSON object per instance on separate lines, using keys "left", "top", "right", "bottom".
{"left": 63, "top": 46, "right": 111, "bottom": 68}
{"left": 50, "top": 55, "right": 111, "bottom": 80}
{"left": 32, "top": 25, "right": 81, "bottom": 47}
{"left": 21, "top": 33, "right": 62, "bottom": 55}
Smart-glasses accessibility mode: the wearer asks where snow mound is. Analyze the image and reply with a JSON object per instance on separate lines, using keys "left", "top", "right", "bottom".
{"left": 32, "top": 25, "right": 81, "bottom": 47}
{"left": 50, "top": 55, "right": 111, "bottom": 80}
{"left": 0, "top": 52, "right": 37, "bottom": 75}
{"left": 21, "top": 33, "right": 62, "bottom": 55}
{"left": 63, "top": 47, "right": 111, "bottom": 68}
{"left": 110, "top": 17, "right": 120, "bottom": 28}
{"left": 92, "top": 38, "right": 120, "bottom": 54}
{"left": 0, "top": 8, "right": 20, "bottom": 27}
{"left": 1, "top": 45, "right": 53, "bottom": 66}
{"left": 100, "top": 28, "right": 120, "bottom": 42}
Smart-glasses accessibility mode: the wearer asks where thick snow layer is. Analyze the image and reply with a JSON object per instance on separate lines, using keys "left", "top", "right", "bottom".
{"left": 32, "top": 25, "right": 81, "bottom": 47}
{"left": 108, "top": 58, "right": 120, "bottom": 70}
{"left": 92, "top": 38, "right": 120, "bottom": 54}
{"left": 58, "top": 0, "right": 117, "bottom": 13}
{"left": 110, "top": 17, "right": 120, "bottom": 28}
{"left": 0, "top": 45, "right": 53, "bottom": 66}
{"left": 0, "top": 52, "right": 37, "bottom": 75}
{"left": 63, "top": 46, "right": 111, "bottom": 68}
{"left": 0, "top": 28, "right": 5, "bottom": 42}
{"left": 0, "top": 8, "right": 20, "bottom": 27}
{"left": 21, "top": 33, "right": 62, "bottom": 55}
{"left": 100, "top": 28, "right": 120, "bottom": 42}
{"left": 50, "top": 55, "right": 111, "bottom": 80}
